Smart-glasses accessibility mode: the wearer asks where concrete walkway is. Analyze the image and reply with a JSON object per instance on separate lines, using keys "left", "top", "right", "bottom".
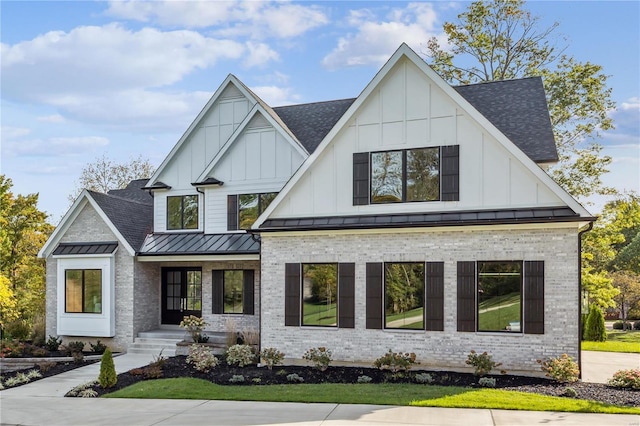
{"left": 1, "top": 352, "right": 638, "bottom": 426}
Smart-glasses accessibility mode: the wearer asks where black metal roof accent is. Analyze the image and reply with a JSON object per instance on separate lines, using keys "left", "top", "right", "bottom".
{"left": 192, "top": 177, "right": 224, "bottom": 186}
{"left": 138, "top": 232, "right": 260, "bottom": 256}
{"left": 258, "top": 207, "right": 592, "bottom": 232}
{"left": 141, "top": 181, "right": 172, "bottom": 190}
{"left": 53, "top": 242, "right": 118, "bottom": 256}
{"left": 454, "top": 77, "right": 558, "bottom": 163}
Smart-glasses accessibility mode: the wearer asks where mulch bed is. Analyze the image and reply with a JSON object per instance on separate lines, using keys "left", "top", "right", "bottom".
{"left": 73, "top": 356, "right": 639, "bottom": 407}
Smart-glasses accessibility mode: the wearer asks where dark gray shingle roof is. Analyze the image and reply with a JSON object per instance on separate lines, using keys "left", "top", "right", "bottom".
{"left": 139, "top": 232, "right": 260, "bottom": 255}
{"left": 107, "top": 179, "right": 153, "bottom": 205}
{"left": 89, "top": 190, "right": 153, "bottom": 251}
{"left": 454, "top": 77, "right": 558, "bottom": 163}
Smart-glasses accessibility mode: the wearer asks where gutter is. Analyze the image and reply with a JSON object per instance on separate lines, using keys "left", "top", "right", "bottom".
{"left": 577, "top": 220, "right": 594, "bottom": 379}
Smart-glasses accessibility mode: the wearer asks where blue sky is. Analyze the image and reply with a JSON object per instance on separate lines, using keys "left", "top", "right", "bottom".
{"left": 1, "top": 1, "right": 638, "bottom": 223}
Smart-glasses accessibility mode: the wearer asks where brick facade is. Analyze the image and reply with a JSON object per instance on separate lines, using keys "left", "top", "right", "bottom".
{"left": 259, "top": 225, "right": 581, "bottom": 376}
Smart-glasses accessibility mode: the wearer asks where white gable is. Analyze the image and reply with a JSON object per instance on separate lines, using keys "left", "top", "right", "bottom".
{"left": 256, "top": 44, "right": 590, "bottom": 226}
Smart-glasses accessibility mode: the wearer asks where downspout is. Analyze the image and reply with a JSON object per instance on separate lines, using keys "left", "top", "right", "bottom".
{"left": 248, "top": 231, "right": 262, "bottom": 355}
{"left": 577, "top": 221, "right": 594, "bottom": 379}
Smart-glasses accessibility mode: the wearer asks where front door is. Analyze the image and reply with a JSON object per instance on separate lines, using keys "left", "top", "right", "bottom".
{"left": 162, "top": 267, "right": 202, "bottom": 324}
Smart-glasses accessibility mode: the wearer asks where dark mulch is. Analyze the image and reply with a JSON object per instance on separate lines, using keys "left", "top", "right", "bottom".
{"left": 1, "top": 358, "right": 100, "bottom": 389}
{"left": 74, "top": 356, "right": 639, "bottom": 407}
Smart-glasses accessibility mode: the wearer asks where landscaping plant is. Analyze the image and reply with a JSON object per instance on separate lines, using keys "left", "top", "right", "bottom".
{"left": 45, "top": 335, "right": 62, "bottom": 352}
{"left": 538, "top": 354, "right": 579, "bottom": 383}
{"left": 179, "top": 315, "right": 208, "bottom": 343}
{"left": 186, "top": 344, "right": 219, "bottom": 372}
{"left": 465, "top": 350, "right": 503, "bottom": 376}
{"left": 373, "top": 349, "right": 417, "bottom": 373}
{"left": 607, "top": 369, "right": 640, "bottom": 390}
{"left": 259, "top": 347, "right": 285, "bottom": 370}
{"left": 90, "top": 340, "right": 107, "bottom": 354}
{"left": 226, "top": 344, "right": 255, "bottom": 367}
{"left": 583, "top": 305, "right": 607, "bottom": 342}
{"left": 98, "top": 348, "right": 117, "bottom": 388}
{"left": 302, "top": 347, "right": 333, "bottom": 371}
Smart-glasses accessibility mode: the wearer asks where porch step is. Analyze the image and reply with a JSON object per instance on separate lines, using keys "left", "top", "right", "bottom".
{"left": 128, "top": 330, "right": 230, "bottom": 357}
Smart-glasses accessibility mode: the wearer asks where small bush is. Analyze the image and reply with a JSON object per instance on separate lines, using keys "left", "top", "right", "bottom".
{"left": 357, "top": 375, "right": 373, "bottom": 383}
{"left": 79, "top": 388, "right": 98, "bottom": 398}
{"left": 562, "top": 386, "right": 577, "bottom": 397}
{"left": 583, "top": 305, "right": 606, "bottom": 341}
{"left": 4, "top": 319, "right": 31, "bottom": 341}
{"left": 66, "top": 341, "right": 86, "bottom": 354}
{"left": 302, "top": 347, "right": 333, "bottom": 371}
{"left": 260, "top": 347, "right": 285, "bottom": 370}
{"left": 66, "top": 380, "right": 98, "bottom": 397}
{"left": 44, "top": 335, "right": 62, "bottom": 352}
{"left": 612, "top": 320, "right": 632, "bottom": 330}
{"left": 252, "top": 378, "right": 262, "bottom": 384}
{"left": 538, "top": 354, "right": 579, "bottom": 383}
{"left": 150, "top": 350, "right": 166, "bottom": 369}
{"left": 179, "top": 315, "right": 207, "bottom": 343}
{"left": 72, "top": 351, "right": 85, "bottom": 363}
{"left": 37, "top": 361, "right": 56, "bottom": 373}
{"left": 144, "top": 365, "right": 163, "bottom": 379}
{"left": 373, "top": 349, "right": 417, "bottom": 373}
{"left": 90, "top": 340, "right": 107, "bottom": 354}
{"left": 30, "top": 346, "right": 47, "bottom": 357}
{"left": 607, "top": 369, "right": 640, "bottom": 390}
{"left": 286, "top": 373, "right": 304, "bottom": 383}
{"left": 478, "top": 377, "right": 496, "bottom": 388}
{"left": 466, "top": 350, "right": 502, "bottom": 377}
{"left": 634, "top": 320, "right": 640, "bottom": 331}
{"left": 229, "top": 375, "right": 245, "bottom": 384}
{"left": 226, "top": 344, "right": 255, "bottom": 367}
{"left": 31, "top": 315, "right": 46, "bottom": 346}
{"left": 98, "top": 348, "right": 117, "bottom": 388}
{"left": 1, "top": 340, "right": 25, "bottom": 358}
{"left": 414, "top": 373, "right": 433, "bottom": 384}
{"left": 186, "top": 344, "right": 219, "bottom": 372}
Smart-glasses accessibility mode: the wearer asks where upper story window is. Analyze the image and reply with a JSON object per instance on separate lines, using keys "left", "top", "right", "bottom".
{"left": 167, "top": 195, "right": 198, "bottom": 230}
{"left": 228, "top": 193, "right": 277, "bottom": 231}
{"left": 371, "top": 148, "right": 439, "bottom": 203}
{"left": 353, "top": 145, "right": 459, "bottom": 206}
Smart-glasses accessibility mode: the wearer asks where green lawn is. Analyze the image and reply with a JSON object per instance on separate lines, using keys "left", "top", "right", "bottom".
{"left": 105, "top": 378, "right": 640, "bottom": 415}
{"left": 582, "top": 330, "right": 640, "bottom": 353}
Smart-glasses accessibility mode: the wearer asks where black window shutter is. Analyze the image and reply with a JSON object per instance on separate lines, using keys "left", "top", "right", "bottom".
{"left": 353, "top": 152, "right": 370, "bottom": 205}
{"left": 212, "top": 270, "right": 224, "bottom": 314}
{"left": 425, "top": 262, "right": 444, "bottom": 331}
{"left": 457, "top": 261, "right": 475, "bottom": 332}
{"left": 227, "top": 195, "right": 238, "bottom": 231}
{"left": 243, "top": 270, "right": 255, "bottom": 315}
{"left": 284, "top": 263, "right": 300, "bottom": 326}
{"left": 524, "top": 261, "right": 544, "bottom": 334}
{"left": 366, "top": 263, "right": 383, "bottom": 329}
{"left": 338, "top": 263, "right": 355, "bottom": 328}
{"left": 441, "top": 145, "right": 459, "bottom": 201}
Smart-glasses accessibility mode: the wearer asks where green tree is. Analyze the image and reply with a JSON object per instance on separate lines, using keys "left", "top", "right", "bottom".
{"left": 0, "top": 175, "right": 53, "bottom": 331}
{"left": 425, "top": 0, "right": 615, "bottom": 199}
{"left": 0, "top": 274, "right": 18, "bottom": 329}
{"left": 68, "top": 154, "right": 155, "bottom": 202}
{"left": 98, "top": 348, "right": 117, "bottom": 388}
{"left": 610, "top": 271, "right": 640, "bottom": 328}
{"left": 581, "top": 268, "right": 619, "bottom": 310}
{"left": 583, "top": 304, "right": 606, "bottom": 342}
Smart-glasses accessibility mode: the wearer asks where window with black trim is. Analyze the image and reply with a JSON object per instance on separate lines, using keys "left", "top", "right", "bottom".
{"left": 384, "top": 263, "right": 425, "bottom": 329}
{"left": 238, "top": 193, "right": 277, "bottom": 230}
{"left": 478, "top": 261, "right": 522, "bottom": 332}
{"left": 65, "top": 269, "right": 102, "bottom": 313}
{"left": 167, "top": 195, "right": 198, "bottom": 230}
{"left": 371, "top": 148, "right": 439, "bottom": 203}
{"left": 212, "top": 270, "right": 254, "bottom": 315}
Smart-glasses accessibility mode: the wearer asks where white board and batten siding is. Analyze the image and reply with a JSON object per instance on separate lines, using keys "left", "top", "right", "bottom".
{"left": 204, "top": 114, "right": 307, "bottom": 234}
{"left": 270, "top": 57, "right": 565, "bottom": 220}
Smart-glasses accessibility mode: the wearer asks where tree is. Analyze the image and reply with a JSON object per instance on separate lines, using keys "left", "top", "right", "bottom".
{"left": 0, "top": 175, "right": 53, "bottom": 331}
{"left": 610, "top": 271, "right": 640, "bottom": 329}
{"left": 98, "top": 348, "right": 117, "bottom": 388}
{"left": 68, "top": 154, "right": 155, "bottom": 202}
{"left": 0, "top": 274, "right": 18, "bottom": 329}
{"left": 583, "top": 304, "right": 606, "bottom": 342}
{"left": 425, "top": 0, "right": 615, "bottom": 199}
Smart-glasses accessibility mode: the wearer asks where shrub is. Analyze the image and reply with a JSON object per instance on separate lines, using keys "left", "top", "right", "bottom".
{"left": 67, "top": 340, "right": 86, "bottom": 354}
{"left": 373, "top": 349, "right": 417, "bottom": 373}
{"left": 634, "top": 320, "right": 640, "bottom": 331}
{"left": 466, "top": 350, "right": 502, "bottom": 377}
{"left": 0, "top": 340, "right": 24, "bottom": 358}
{"left": 607, "top": 369, "right": 640, "bottom": 390}
{"left": 286, "top": 373, "right": 304, "bottom": 383}
{"left": 26, "top": 369, "right": 42, "bottom": 380}
{"left": 302, "top": 347, "right": 333, "bottom": 371}
{"left": 357, "top": 375, "right": 373, "bottom": 383}
{"left": 98, "top": 348, "right": 117, "bottom": 388}
{"left": 414, "top": 373, "right": 433, "bottom": 384}
{"left": 239, "top": 328, "right": 260, "bottom": 348}
{"left": 30, "top": 315, "right": 46, "bottom": 346}
{"left": 144, "top": 365, "right": 163, "bottom": 379}
{"left": 583, "top": 305, "right": 606, "bottom": 341}
{"left": 226, "top": 344, "right": 255, "bottom": 367}
{"left": 478, "top": 377, "right": 496, "bottom": 388}
{"left": 90, "top": 340, "right": 107, "bottom": 354}
{"left": 4, "top": 319, "right": 31, "bottom": 341}
{"left": 37, "top": 361, "right": 56, "bottom": 373}
{"left": 612, "top": 320, "right": 632, "bottom": 330}
{"left": 252, "top": 378, "right": 262, "bottom": 384}
{"left": 538, "top": 354, "right": 579, "bottom": 383}
{"left": 66, "top": 381, "right": 98, "bottom": 397}
{"left": 562, "top": 386, "right": 577, "bottom": 397}
{"left": 45, "top": 335, "right": 62, "bottom": 352}
{"left": 150, "top": 350, "right": 166, "bottom": 369}
{"left": 179, "top": 315, "right": 208, "bottom": 343}
{"left": 72, "top": 351, "right": 84, "bottom": 363}
{"left": 28, "top": 345, "right": 47, "bottom": 357}
{"left": 260, "top": 347, "right": 285, "bottom": 370}
{"left": 229, "top": 375, "right": 245, "bottom": 384}
{"left": 186, "top": 344, "right": 219, "bottom": 372}
{"left": 79, "top": 388, "right": 98, "bottom": 398}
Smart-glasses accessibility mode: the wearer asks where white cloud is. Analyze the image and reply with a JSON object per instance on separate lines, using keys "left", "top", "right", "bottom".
{"left": 4, "top": 136, "right": 109, "bottom": 157}
{"left": 1, "top": 126, "right": 31, "bottom": 139}
{"left": 601, "top": 96, "right": 640, "bottom": 147}
{"left": 242, "top": 42, "right": 280, "bottom": 68}
{"left": 322, "top": 3, "right": 441, "bottom": 70}
{"left": 106, "top": 1, "right": 329, "bottom": 39}
{"left": 252, "top": 85, "right": 301, "bottom": 106}
{"left": 37, "top": 114, "right": 66, "bottom": 123}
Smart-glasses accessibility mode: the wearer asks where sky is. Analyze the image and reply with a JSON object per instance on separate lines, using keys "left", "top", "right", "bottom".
{"left": 1, "top": 0, "right": 639, "bottom": 224}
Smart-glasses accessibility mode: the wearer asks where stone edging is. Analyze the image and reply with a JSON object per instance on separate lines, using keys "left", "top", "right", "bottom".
{"left": 0, "top": 353, "right": 120, "bottom": 372}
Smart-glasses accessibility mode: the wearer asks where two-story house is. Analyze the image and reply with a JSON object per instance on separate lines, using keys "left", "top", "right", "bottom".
{"left": 39, "top": 44, "right": 593, "bottom": 375}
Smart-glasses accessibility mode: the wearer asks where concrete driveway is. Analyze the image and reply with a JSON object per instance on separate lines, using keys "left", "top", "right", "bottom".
{"left": 581, "top": 351, "right": 639, "bottom": 383}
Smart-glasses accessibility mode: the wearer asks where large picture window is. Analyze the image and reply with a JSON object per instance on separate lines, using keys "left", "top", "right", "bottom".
{"left": 384, "top": 263, "right": 425, "bottom": 330}
{"left": 167, "top": 195, "right": 198, "bottom": 230}
{"left": 477, "top": 262, "right": 522, "bottom": 332}
{"left": 302, "top": 264, "right": 338, "bottom": 327}
{"left": 238, "top": 193, "right": 277, "bottom": 229}
{"left": 371, "top": 148, "right": 439, "bottom": 203}
{"left": 212, "top": 270, "right": 254, "bottom": 315}
{"left": 65, "top": 269, "right": 102, "bottom": 314}
{"left": 224, "top": 270, "right": 244, "bottom": 314}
